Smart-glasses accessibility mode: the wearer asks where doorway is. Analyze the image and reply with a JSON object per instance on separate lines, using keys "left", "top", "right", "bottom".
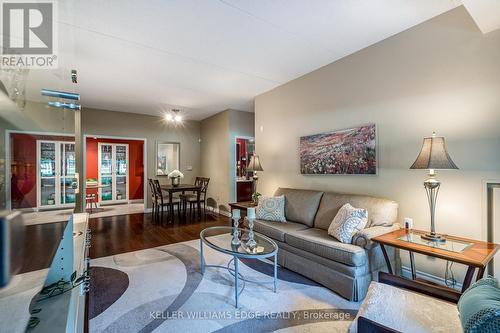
{"left": 488, "top": 183, "right": 500, "bottom": 277}
{"left": 234, "top": 137, "right": 255, "bottom": 202}
{"left": 85, "top": 135, "right": 146, "bottom": 213}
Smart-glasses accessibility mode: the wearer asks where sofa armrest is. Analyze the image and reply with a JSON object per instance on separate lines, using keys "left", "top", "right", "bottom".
{"left": 352, "top": 224, "right": 400, "bottom": 249}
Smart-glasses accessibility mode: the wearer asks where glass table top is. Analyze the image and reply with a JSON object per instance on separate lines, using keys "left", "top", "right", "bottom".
{"left": 398, "top": 232, "right": 472, "bottom": 253}
{"left": 200, "top": 226, "right": 277, "bottom": 256}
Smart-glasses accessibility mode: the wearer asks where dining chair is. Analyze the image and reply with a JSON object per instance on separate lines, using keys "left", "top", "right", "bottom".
{"left": 153, "top": 179, "right": 182, "bottom": 223}
{"left": 148, "top": 179, "right": 159, "bottom": 222}
{"left": 180, "top": 177, "right": 210, "bottom": 218}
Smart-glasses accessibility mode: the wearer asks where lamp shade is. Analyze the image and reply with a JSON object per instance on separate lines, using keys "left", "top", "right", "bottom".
{"left": 410, "top": 134, "right": 458, "bottom": 170}
{"left": 247, "top": 155, "right": 263, "bottom": 172}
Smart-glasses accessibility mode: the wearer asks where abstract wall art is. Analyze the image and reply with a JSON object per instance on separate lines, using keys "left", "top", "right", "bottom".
{"left": 300, "top": 124, "right": 376, "bottom": 175}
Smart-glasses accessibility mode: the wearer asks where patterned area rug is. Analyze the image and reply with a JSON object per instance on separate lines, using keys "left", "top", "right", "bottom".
{"left": 89, "top": 237, "right": 359, "bottom": 332}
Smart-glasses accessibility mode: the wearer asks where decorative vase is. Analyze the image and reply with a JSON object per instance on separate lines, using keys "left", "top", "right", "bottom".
{"left": 171, "top": 177, "right": 180, "bottom": 187}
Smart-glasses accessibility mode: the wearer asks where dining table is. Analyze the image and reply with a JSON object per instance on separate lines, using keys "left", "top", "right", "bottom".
{"left": 160, "top": 183, "right": 202, "bottom": 222}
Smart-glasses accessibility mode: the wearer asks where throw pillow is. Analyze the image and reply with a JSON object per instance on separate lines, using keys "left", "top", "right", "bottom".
{"left": 328, "top": 203, "right": 368, "bottom": 243}
{"left": 256, "top": 195, "right": 286, "bottom": 222}
{"left": 458, "top": 277, "right": 500, "bottom": 333}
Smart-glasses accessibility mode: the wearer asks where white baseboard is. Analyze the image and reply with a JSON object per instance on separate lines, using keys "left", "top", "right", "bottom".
{"left": 128, "top": 199, "right": 144, "bottom": 204}
{"left": 401, "top": 266, "right": 462, "bottom": 291}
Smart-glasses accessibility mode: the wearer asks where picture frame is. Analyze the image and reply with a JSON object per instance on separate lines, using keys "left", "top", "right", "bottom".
{"left": 299, "top": 123, "right": 377, "bottom": 175}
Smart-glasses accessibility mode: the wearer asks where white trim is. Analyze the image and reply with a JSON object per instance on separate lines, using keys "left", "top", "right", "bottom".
{"left": 129, "top": 199, "right": 144, "bottom": 204}
{"left": 401, "top": 266, "right": 462, "bottom": 291}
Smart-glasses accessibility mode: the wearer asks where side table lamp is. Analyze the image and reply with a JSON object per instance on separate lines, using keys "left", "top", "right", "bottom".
{"left": 410, "top": 132, "right": 458, "bottom": 243}
{"left": 247, "top": 155, "right": 263, "bottom": 203}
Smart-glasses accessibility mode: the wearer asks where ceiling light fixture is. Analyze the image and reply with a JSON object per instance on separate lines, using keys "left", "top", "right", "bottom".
{"left": 165, "top": 109, "right": 183, "bottom": 123}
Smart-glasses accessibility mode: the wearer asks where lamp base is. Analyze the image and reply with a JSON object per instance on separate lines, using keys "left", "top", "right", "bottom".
{"left": 421, "top": 232, "right": 446, "bottom": 243}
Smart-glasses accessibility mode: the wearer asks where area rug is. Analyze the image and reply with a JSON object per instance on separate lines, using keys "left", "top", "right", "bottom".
{"left": 89, "top": 237, "right": 359, "bottom": 333}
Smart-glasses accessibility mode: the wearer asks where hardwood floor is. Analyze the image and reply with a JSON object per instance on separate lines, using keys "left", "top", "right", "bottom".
{"left": 89, "top": 212, "right": 231, "bottom": 259}
{"left": 20, "top": 221, "right": 66, "bottom": 273}
{"left": 21, "top": 212, "right": 231, "bottom": 272}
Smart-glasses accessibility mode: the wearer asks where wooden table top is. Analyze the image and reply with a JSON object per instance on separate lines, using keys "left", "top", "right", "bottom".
{"left": 228, "top": 201, "right": 257, "bottom": 209}
{"left": 372, "top": 228, "right": 500, "bottom": 268}
{"left": 161, "top": 184, "right": 201, "bottom": 192}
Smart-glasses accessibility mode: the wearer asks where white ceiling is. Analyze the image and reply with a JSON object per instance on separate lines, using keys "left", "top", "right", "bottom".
{"left": 462, "top": 0, "right": 500, "bottom": 33}
{"left": 23, "top": 0, "right": 464, "bottom": 120}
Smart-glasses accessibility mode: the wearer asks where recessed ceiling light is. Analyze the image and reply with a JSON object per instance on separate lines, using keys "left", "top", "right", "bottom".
{"left": 174, "top": 114, "right": 182, "bottom": 122}
{"left": 165, "top": 114, "right": 173, "bottom": 121}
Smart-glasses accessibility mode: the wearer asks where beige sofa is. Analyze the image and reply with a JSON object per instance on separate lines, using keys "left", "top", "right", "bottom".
{"left": 253, "top": 188, "right": 400, "bottom": 301}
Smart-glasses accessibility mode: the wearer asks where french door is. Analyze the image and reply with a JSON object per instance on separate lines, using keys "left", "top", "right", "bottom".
{"left": 37, "top": 140, "right": 76, "bottom": 209}
{"left": 98, "top": 143, "right": 129, "bottom": 204}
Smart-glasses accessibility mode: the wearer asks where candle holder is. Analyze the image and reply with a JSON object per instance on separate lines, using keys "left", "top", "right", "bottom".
{"left": 245, "top": 216, "right": 257, "bottom": 249}
{"left": 231, "top": 218, "right": 241, "bottom": 246}
{"left": 231, "top": 210, "right": 241, "bottom": 246}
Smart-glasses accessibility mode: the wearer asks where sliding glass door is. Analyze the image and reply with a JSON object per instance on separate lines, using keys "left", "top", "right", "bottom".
{"left": 37, "top": 140, "right": 76, "bottom": 209}
{"left": 98, "top": 143, "right": 128, "bottom": 204}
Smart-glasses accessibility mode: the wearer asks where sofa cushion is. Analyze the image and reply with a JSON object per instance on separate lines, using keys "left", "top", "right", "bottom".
{"left": 253, "top": 219, "right": 309, "bottom": 242}
{"left": 274, "top": 187, "right": 324, "bottom": 227}
{"left": 328, "top": 203, "right": 368, "bottom": 243}
{"left": 314, "top": 192, "right": 398, "bottom": 230}
{"left": 255, "top": 195, "right": 286, "bottom": 222}
{"left": 285, "top": 228, "right": 367, "bottom": 267}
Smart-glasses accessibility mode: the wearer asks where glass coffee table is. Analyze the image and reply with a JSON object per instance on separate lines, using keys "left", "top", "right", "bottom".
{"left": 200, "top": 226, "right": 278, "bottom": 308}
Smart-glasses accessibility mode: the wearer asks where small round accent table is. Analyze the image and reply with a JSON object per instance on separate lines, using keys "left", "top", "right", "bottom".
{"left": 199, "top": 226, "right": 278, "bottom": 308}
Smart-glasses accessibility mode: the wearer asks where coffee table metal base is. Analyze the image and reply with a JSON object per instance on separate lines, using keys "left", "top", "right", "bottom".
{"left": 200, "top": 239, "right": 277, "bottom": 308}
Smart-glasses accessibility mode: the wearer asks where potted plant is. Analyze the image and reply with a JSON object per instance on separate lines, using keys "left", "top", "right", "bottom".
{"left": 167, "top": 169, "right": 184, "bottom": 187}
{"left": 252, "top": 191, "right": 261, "bottom": 205}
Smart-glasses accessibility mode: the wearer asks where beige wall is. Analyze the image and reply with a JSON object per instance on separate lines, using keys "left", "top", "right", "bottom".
{"left": 0, "top": 101, "right": 201, "bottom": 208}
{"left": 200, "top": 110, "right": 230, "bottom": 212}
{"left": 255, "top": 7, "right": 500, "bottom": 281}
{"left": 201, "top": 109, "right": 254, "bottom": 213}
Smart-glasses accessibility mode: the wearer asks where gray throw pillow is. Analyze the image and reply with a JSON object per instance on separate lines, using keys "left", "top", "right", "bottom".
{"left": 256, "top": 195, "right": 286, "bottom": 222}
{"left": 328, "top": 203, "right": 368, "bottom": 243}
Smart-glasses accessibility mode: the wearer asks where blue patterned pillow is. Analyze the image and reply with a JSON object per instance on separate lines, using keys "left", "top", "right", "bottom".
{"left": 256, "top": 195, "right": 286, "bottom": 222}
{"left": 328, "top": 203, "right": 368, "bottom": 243}
{"left": 458, "top": 277, "right": 500, "bottom": 333}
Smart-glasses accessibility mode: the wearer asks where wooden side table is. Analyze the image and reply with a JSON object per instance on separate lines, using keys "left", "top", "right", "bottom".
{"left": 228, "top": 201, "right": 257, "bottom": 213}
{"left": 372, "top": 229, "right": 500, "bottom": 292}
